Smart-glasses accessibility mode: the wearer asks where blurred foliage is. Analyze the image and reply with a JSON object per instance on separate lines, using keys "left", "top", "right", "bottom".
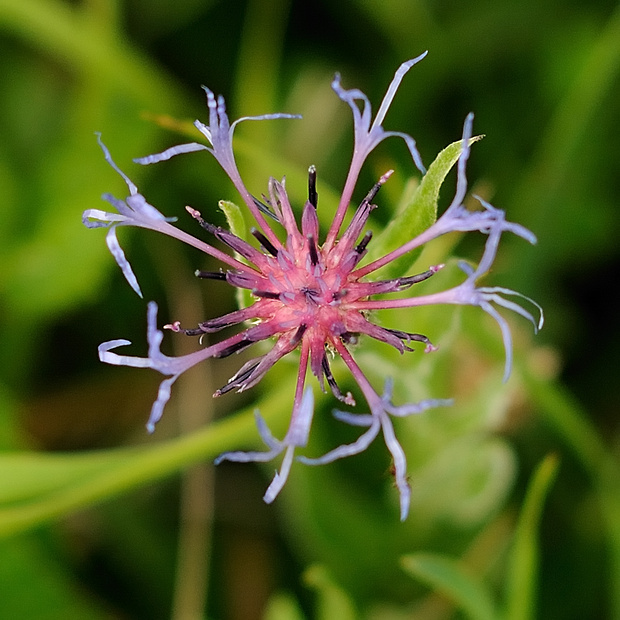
{"left": 0, "top": 0, "right": 619, "bottom": 619}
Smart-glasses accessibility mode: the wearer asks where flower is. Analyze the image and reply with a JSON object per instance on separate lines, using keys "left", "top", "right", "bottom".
{"left": 84, "top": 52, "right": 542, "bottom": 520}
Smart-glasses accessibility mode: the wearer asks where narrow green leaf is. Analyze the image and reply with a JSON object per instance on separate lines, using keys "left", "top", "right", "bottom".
{"left": 220, "top": 199, "right": 248, "bottom": 242}
{"left": 369, "top": 134, "right": 483, "bottom": 278}
{"left": 0, "top": 451, "right": 128, "bottom": 506}
{"left": 504, "top": 453, "right": 560, "bottom": 620}
{"left": 0, "top": 381, "right": 293, "bottom": 538}
{"left": 219, "top": 199, "right": 254, "bottom": 309}
{"left": 303, "top": 564, "right": 358, "bottom": 620}
{"left": 400, "top": 552, "right": 497, "bottom": 620}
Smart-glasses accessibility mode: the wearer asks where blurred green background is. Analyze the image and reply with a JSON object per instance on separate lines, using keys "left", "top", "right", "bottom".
{"left": 0, "top": 0, "right": 619, "bottom": 618}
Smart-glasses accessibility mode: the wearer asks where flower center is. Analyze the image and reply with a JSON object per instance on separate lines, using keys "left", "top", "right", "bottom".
{"left": 261, "top": 240, "right": 354, "bottom": 346}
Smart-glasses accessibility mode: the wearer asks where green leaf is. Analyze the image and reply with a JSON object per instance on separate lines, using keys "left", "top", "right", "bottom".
{"left": 219, "top": 199, "right": 255, "bottom": 309}
{"left": 303, "top": 564, "right": 358, "bottom": 620}
{"left": 0, "top": 381, "right": 293, "bottom": 538}
{"left": 400, "top": 552, "right": 497, "bottom": 620}
{"left": 219, "top": 199, "right": 248, "bottom": 242}
{"left": 0, "top": 451, "right": 128, "bottom": 506}
{"left": 504, "top": 453, "right": 560, "bottom": 620}
{"left": 369, "top": 134, "right": 483, "bottom": 279}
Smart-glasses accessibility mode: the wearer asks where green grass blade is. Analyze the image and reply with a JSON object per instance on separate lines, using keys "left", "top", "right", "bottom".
{"left": 504, "top": 453, "right": 560, "bottom": 620}
{"left": 0, "top": 381, "right": 294, "bottom": 538}
{"left": 401, "top": 552, "right": 497, "bottom": 620}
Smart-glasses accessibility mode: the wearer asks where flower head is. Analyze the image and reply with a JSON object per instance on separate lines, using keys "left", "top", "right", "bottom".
{"left": 85, "top": 54, "right": 542, "bottom": 520}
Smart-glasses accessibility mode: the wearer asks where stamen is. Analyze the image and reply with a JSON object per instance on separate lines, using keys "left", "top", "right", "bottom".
{"left": 307, "top": 234, "right": 319, "bottom": 266}
{"left": 252, "top": 289, "right": 281, "bottom": 300}
{"left": 215, "top": 359, "right": 262, "bottom": 396}
{"left": 214, "top": 339, "right": 254, "bottom": 359}
{"left": 340, "top": 332, "right": 359, "bottom": 345}
{"left": 385, "top": 329, "right": 436, "bottom": 353}
{"left": 290, "top": 323, "right": 308, "bottom": 347}
{"left": 192, "top": 306, "right": 267, "bottom": 334}
{"left": 194, "top": 269, "right": 227, "bottom": 280}
{"left": 252, "top": 196, "right": 280, "bottom": 222}
{"left": 180, "top": 326, "right": 211, "bottom": 336}
{"left": 198, "top": 318, "right": 237, "bottom": 331}
{"left": 187, "top": 206, "right": 260, "bottom": 260}
{"left": 322, "top": 355, "right": 355, "bottom": 405}
{"left": 308, "top": 165, "right": 318, "bottom": 208}
{"left": 364, "top": 169, "right": 393, "bottom": 205}
{"left": 186, "top": 206, "right": 217, "bottom": 234}
{"left": 355, "top": 231, "right": 373, "bottom": 254}
{"left": 251, "top": 228, "right": 279, "bottom": 256}
{"left": 397, "top": 264, "right": 444, "bottom": 288}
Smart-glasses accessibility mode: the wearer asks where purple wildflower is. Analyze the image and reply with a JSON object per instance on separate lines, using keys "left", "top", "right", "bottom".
{"left": 84, "top": 52, "right": 542, "bottom": 520}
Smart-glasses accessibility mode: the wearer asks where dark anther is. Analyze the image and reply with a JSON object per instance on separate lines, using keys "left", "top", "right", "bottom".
{"left": 252, "top": 195, "right": 280, "bottom": 222}
{"left": 205, "top": 226, "right": 258, "bottom": 262}
{"left": 216, "top": 360, "right": 261, "bottom": 396}
{"left": 187, "top": 209, "right": 218, "bottom": 235}
{"left": 362, "top": 172, "right": 390, "bottom": 206}
{"left": 308, "top": 165, "right": 318, "bottom": 208}
{"left": 386, "top": 328, "right": 432, "bottom": 348}
{"left": 177, "top": 326, "right": 209, "bottom": 336}
{"left": 340, "top": 331, "right": 359, "bottom": 345}
{"left": 252, "top": 289, "right": 281, "bottom": 300}
{"left": 308, "top": 234, "right": 319, "bottom": 266}
{"left": 194, "top": 270, "right": 227, "bottom": 280}
{"left": 397, "top": 268, "right": 437, "bottom": 288}
{"left": 214, "top": 339, "right": 254, "bottom": 359}
{"left": 332, "top": 289, "right": 348, "bottom": 301}
{"left": 355, "top": 231, "right": 373, "bottom": 254}
{"left": 321, "top": 355, "right": 353, "bottom": 404}
{"left": 199, "top": 317, "right": 240, "bottom": 332}
{"left": 291, "top": 323, "right": 308, "bottom": 346}
{"left": 186, "top": 207, "right": 267, "bottom": 261}
{"left": 251, "top": 228, "right": 279, "bottom": 256}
